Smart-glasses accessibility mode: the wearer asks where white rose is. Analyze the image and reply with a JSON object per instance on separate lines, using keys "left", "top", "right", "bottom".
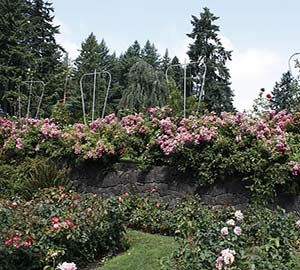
{"left": 221, "top": 227, "right": 229, "bottom": 236}
{"left": 234, "top": 226, "right": 242, "bottom": 236}
{"left": 226, "top": 219, "right": 235, "bottom": 226}
{"left": 234, "top": 210, "right": 244, "bottom": 221}
{"left": 223, "top": 252, "right": 235, "bottom": 265}
{"left": 221, "top": 249, "right": 236, "bottom": 266}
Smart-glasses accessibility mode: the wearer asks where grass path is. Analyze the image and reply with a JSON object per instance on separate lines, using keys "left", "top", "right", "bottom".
{"left": 95, "top": 230, "right": 177, "bottom": 270}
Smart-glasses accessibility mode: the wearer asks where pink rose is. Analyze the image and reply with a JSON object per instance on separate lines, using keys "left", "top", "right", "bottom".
{"left": 51, "top": 217, "right": 59, "bottom": 224}
{"left": 11, "top": 202, "right": 17, "bottom": 208}
{"left": 57, "top": 262, "right": 77, "bottom": 270}
{"left": 53, "top": 223, "right": 60, "bottom": 230}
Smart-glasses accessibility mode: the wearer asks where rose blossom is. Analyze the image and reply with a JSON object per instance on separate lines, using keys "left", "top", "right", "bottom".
{"left": 234, "top": 226, "right": 242, "bottom": 236}
{"left": 23, "top": 241, "right": 31, "bottom": 248}
{"left": 11, "top": 202, "right": 17, "bottom": 208}
{"left": 221, "top": 249, "right": 236, "bottom": 265}
{"left": 52, "top": 223, "right": 60, "bottom": 230}
{"left": 51, "top": 217, "right": 59, "bottom": 224}
{"left": 296, "top": 220, "right": 300, "bottom": 229}
{"left": 221, "top": 227, "right": 229, "bottom": 236}
{"left": 226, "top": 219, "right": 235, "bottom": 226}
{"left": 215, "top": 256, "right": 224, "bottom": 270}
{"left": 57, "top": 262, "right": 77, "bottom": 270}
{"left": 234, "top": 210, "right": 244, "bottom": 221}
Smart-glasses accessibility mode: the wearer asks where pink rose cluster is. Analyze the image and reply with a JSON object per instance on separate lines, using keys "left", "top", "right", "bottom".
{"left": 83, "top": 140, "right": 114, "bottom": 160}
{"left": 120, "top": 113, "right": 145, "bottom": 135}
{"left": 4, "top": 235, "right": 34, "bottom": 249}
{"left": 40, "top": 119, "right": 61, "bottom": 138}
{"left": 216, "top": 210, "right": 244, "bottom": 269}
{"left": 157, "top": 116, "right": 218, "bottom": 155}
{"left": 288, "top": 161, "right": 300, "bottom": 176}
{"left": 215, "top": 248, "right": 236, "bottom": 270}
{"left": 51, "top": 216, "right": 76, "bottom": 231}
{"left": 89, "top": 113, "right": 117, "bottom": 132}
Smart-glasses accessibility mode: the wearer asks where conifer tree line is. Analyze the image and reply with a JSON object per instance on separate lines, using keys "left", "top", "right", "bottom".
{"left": 1, "top": 1, "right": 297, "bottom": 121}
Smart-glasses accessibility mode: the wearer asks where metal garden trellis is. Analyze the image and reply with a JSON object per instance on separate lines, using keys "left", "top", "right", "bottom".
{"left": 79, "top": 69, "right": 112, "bottom": 125}
{"left": 288, "top": 52, "right": 300, "bottom": 79}
{"left": 18, "top": 80, "right": 45, "bottom": 119}
{"left": 165, "top": 57, "right": 207, "bottom": 118}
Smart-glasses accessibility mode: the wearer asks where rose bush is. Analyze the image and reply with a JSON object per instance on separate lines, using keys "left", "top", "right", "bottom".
{"left": 162, "top": 203, "right": 300, "bottom": 270}
{"left": 0, "top": 187, "right": 127, "bottom": 270}
{"left": 2, "top": 108, "right": 300, "bottom": 201}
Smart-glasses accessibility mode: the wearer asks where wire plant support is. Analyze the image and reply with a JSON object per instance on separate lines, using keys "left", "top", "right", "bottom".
{"left": 80, "top": 70, "right": 112, "bottom": 125}
{"left": 165, "top": 57, "right": 207, "bottom": 118}
{"left": 18, "top": 80, "right": 45, "bottom": 119}
{"left": 288, "top": 52, "right": 300, "bottom": 80}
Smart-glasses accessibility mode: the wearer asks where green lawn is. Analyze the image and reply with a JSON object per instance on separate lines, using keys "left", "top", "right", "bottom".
{"left": 94, "top": 230, "right": 177, "bottom": 270}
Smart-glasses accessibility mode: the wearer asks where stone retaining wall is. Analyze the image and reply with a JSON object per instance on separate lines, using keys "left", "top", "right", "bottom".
{"left": 71, "top": 162, "right": 300, "bottom": 211}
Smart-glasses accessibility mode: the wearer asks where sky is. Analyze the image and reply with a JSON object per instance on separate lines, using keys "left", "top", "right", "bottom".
{"left": 51, "top": 0, "right": 300, "bottom": 111}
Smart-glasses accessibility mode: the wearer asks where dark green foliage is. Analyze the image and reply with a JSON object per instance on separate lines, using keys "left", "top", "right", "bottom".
{"left": 272, "top": 71, "right": 300, "bottom": 112}
{"left": 163, "top": 204, "right": 300, "bottom": 270}
{"left": 118, "top": 40, "right": 141, "bottom": 90}
{"left": 0, "top": 0, "right": 29, "bottom": 114}
{"left": 0, "top": 0, "right": 65, "bottom": 117}
{"left": 141, "top": 40, "right": 161, "bottom": 68}
{"left": 0, "top": 188, "right": 127, "bottom": 270}
{"left": 119, "top": 59, "right": 168, "bottom": 112}
{"left": 23, "top": 0, "right": 65, "bottom": 116}
{"left": 72, "top": 33, "right": 114, "bottom": 120}
{"left": 0, "top": 157, "right": 71, "bottom": 199}
{"left": 187, "top": 8, "right": 235, "bottom": 113}
{"left": 167, "top": 56, "right": 183, "bottom": 90}
{"left": 161, "top": 49, "right": 171, "bottom": 72}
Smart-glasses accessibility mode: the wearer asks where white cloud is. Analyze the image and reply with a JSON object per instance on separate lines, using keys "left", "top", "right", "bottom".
{"left": 54, "top": 18, "right": 80, "bottom": 61}
{"left": 228, "top": 48, "right": 285, "bottom": 111}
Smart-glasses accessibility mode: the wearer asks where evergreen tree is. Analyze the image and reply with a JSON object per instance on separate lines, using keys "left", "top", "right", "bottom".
{"left": 72, "top": 33, "right": 112, "bottom": 120}
{"left": 119, "top": 59, "right": 168, "bottom": 112}
{"left": 187, "top": 7, "right": 235, "bottom": 113}
{"left": 119, "top": 40, "right": 141, "bottom": 89}
{"left": 141, "top": 40, "right": 160, "bottom": 68}
{"left": 272, "top": 71, "right": 300, "bottom": 112}
{"left": 0, "top": 0, "right": 29, "bottom": 114}
{"left": 168, "top": 56, "right": 182, "bottom": 89}
{"left": 74, "top": 33, "right": 106, "bottom": 79}
{"left": 23, "top": 0, "right": 65, "bottom": 116}
{"left": 161, "top": 49, "right": 171, "bottom": 72}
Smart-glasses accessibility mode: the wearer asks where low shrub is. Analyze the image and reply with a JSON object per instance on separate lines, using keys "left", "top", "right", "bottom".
{"left": 119, "top": 192, "right": 175, "bottom": 235}
{"left": 118, "top": 193, "right": 300, "bottom": 269}
{"left": 0, "top": 187, "right": 127, "bottom": 270}
{"left": 162, "top": 204, "right": 300, "bottom": 270}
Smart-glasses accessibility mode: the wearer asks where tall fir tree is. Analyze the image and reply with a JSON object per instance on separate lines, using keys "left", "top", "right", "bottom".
{"left": 169, "top": 56, "right": 182, "bottom": 89}
{"left": 72, "top": 33, "right": 112, "bottom": 120}
{"left": 161, "top": 49, "right": 171, "bottom": 72}
{"left": 0, "top": 0, "right": 30, "bottom": 114}
{"left": 74, "top": 33, "right": 106, "bottom": 79}
{"left": 23, "top": 0, "right": 64, "bottom": 116}
{"left": 272, "top": 71, "right": 300, "bottom": 112}
{"left": 119, "top": 40, "right": 141, "bottom": 89}
{"left": 187, "top": 7, "right": 235, "bottom": 113}
{"left": 141, "top": 40, "right": 160, "bottom": 68}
